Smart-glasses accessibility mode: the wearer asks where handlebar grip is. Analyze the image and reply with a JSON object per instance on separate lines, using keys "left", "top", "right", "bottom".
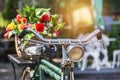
{"left": 96, "top": 32, "right": 102, "bottom": 40}
{"left": 18, "top": 28, "right": 29, "bottom": 39}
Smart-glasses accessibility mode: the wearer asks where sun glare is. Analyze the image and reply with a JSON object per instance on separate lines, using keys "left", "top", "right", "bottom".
{"left": 72, "top": 7, "right": 93, "bottom": 27}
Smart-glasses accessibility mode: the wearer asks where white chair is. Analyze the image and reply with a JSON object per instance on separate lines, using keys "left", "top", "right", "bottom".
{"left": 112, "top": 50, "right": 120, "bottom": 68}
{"left": 98, "top": 34, "right": 111, "bottom": 68}
{"left": 78, "top": 34, "right": 101, "bottom": 71}
{"left": 78, "top": 34, "right": 111, "bottom": 71}
{"left": 81, "top": 44, "right": 100, "bottom": 71}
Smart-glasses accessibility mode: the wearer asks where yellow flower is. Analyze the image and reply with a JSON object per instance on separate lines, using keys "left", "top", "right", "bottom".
{"left": 7, "top": 22, "right": 15, "bottom": 30}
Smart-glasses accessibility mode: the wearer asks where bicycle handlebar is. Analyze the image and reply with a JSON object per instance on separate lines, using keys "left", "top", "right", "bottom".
{"left": 18, "top": 28, "right": 102, "bottom": 44}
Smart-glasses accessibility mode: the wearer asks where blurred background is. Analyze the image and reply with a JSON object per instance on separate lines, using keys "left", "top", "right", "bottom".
{"left": 0, "top": 0, "right": 120, "bottom": 62}
{"left": 0, "top": 0, "right": 120, "bottom": 80}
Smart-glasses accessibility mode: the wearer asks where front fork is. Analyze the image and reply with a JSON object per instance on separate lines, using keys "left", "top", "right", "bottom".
{"left": 70, "top": 64, "right": 74, "bottom": 80}
{"left": 61, "top": 62, "right": 74, "bottom": 80}
{"left": 61, "top": 45, "right": 75, "bottom": 80}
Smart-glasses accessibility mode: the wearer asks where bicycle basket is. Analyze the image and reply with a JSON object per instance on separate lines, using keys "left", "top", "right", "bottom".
{"left": 15, "top": 35, "right": 41, "bottom": 60}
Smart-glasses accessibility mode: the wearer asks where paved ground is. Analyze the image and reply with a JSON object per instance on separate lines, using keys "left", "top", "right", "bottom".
{"left": 0, "top": 62, "right": 22, "bottom": 80}
{"left": 1, "top": 62, "right": 120, "bottom": 80}
{"left": 0, "top": 62, "right": 13, "bottom": 80}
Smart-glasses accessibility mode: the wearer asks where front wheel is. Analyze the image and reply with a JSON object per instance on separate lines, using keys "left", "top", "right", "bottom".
{"left": 21, "top": 67, "right": 31, "bottom": 80}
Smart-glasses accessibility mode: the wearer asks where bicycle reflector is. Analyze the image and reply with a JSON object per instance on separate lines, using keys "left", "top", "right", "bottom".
{"left": 67, "top": 45, "right": 84, "bottom": 62}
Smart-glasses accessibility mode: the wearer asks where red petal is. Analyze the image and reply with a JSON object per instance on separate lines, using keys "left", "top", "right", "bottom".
{"left": 40, "top": 14, "right": 50, "bottom": 22}
{"left": 22, "top": 18, "right": 27, "bottom": 23}
{"left": 3, "top": 32, "right": 9, "bottom": 38}
{"left": 36, "top": 23, "right": 45, "bottom": 32}
{"left": 6, "top": 27, "right": 11, "bottom": 32}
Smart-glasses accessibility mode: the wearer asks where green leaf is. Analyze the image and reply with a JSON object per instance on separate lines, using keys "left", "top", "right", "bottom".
{"left": 51, "top": 14, "right": 59, "bottom": 22}
{"left": 24, "top": 33, "right": 33, "bottom": 40}
{"left": 23, "top": 33, "right": 33, "bottom": 45}
{"left": 16, "top": 10, "right": 22, "bottom": 14}
{"left": 35, "top": 8, "right": 50, "bottom": 18}
{"left": 54, "top": 23, "right": 64, "bottom": 30}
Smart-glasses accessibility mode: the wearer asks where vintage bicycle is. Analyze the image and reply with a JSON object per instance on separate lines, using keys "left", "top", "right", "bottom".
{"left": 8, "top": 28, "right": 102, "bottom": 80}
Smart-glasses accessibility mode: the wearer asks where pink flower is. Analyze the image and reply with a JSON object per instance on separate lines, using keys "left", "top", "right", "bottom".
{"left": 53, "top": 30, "right": 60, "bottom": 36}
{"left": 19, "top": 24, "right": 28, "bottom": 30}
{"left": 36, "top": 23, "right": 45, "bottom": 32}
{"left": 28, "top": 23, "right": 33, "bottom": 28}
{"left": 40, "top": 14, "right": 50, "bottom": 22}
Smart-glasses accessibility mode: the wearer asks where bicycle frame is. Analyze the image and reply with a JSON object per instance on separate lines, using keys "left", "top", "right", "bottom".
{"left": 29, "top": 59, "right": 62, "bottom": 80}
{"left": 21, "top": 45, "right": 76, "bottom": 80}
{"left": 17, "top": 28, "right": 102, "bottom": 80}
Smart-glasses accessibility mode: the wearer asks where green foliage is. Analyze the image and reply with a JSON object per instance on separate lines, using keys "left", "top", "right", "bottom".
{"left": 17, "top": 5, "right": 38, "bottom": 23}
{"left": 0, "top": 13, "right": 9, "bottom": 28}
{"left": 109, "top": 0, "right": 120, "bottom": 9}
{"left": 108, "top": 24, "right": 120, "bottom": 60}
{"left": 2, "top": 0, "right": 18, "bottom": 20}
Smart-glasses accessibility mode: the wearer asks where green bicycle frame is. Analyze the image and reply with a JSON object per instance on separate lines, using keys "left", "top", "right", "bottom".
{"left": 30, "top": 59, "right": 62, "bottom": 80}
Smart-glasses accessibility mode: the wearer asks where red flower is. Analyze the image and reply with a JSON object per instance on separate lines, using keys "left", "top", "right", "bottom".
{"left": 36, "top": 23, "right": 45, "bottom": 32}
{"left": 16, "top": 14, "right": 22, "bottom": 22}
{"left": 40, "top": 14, "right": 50, "bottom": 22}
{"left": 3, "top": 32, "right": 9, "bottom": 38}
{"left": 22, "top": 18, "right": 27, "bottom": 23}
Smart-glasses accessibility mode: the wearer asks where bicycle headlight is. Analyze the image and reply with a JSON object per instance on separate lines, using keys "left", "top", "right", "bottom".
{"left": 67, "top": 45, "right": 84, "bottom": 62}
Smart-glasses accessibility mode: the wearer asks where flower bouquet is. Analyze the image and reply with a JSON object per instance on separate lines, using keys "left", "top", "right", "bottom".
{"left": 3, "top": 5, "right": 64, "bottom": 59}
{"left": 4, "top": 5, "right": 63, "bottom": 40}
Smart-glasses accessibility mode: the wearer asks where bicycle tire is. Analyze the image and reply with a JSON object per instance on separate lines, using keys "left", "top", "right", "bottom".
{"left": 21, "top": 67, "right": 32, "bottom": 80}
